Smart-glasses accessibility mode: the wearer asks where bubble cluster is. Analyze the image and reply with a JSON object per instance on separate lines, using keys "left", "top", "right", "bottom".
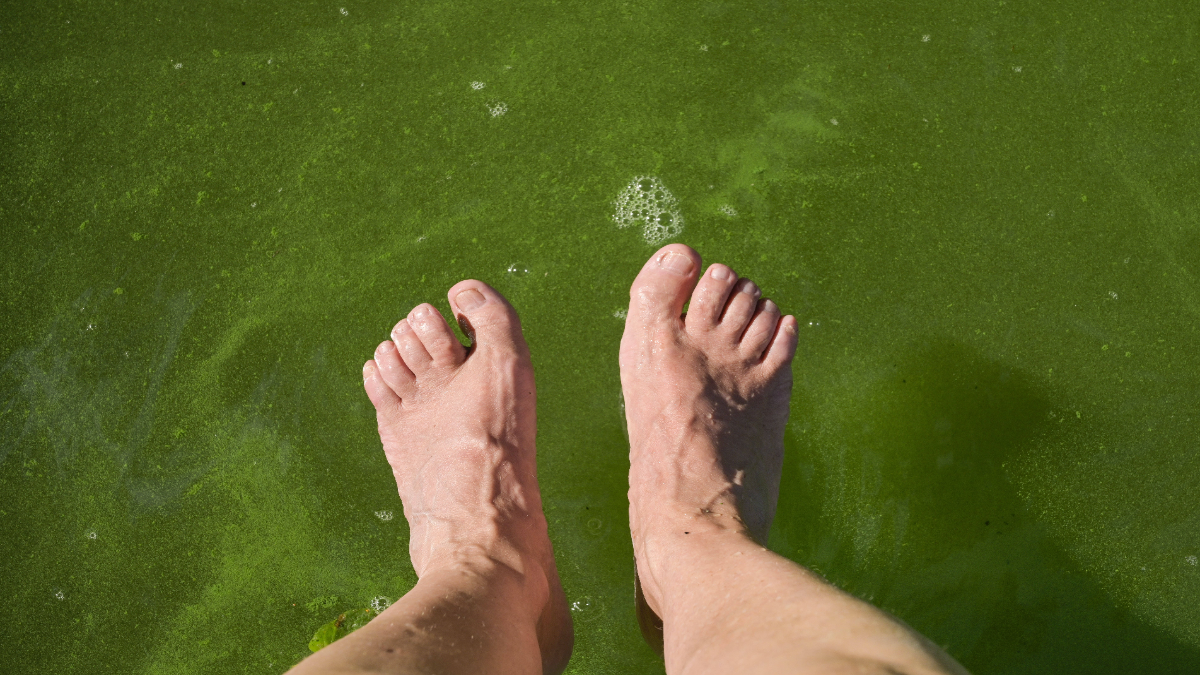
{"left": 370, "top": 596, "right": 393, "bottom": 613}
{"left": 612, "top": 176, "right": 684, "bottom": 244}
{"left": 488, "top": 102, "right": 508, "bottom": 117}
{"left": 470, "top": 81, "right": 485, "bottom": 90}
{"left": 374, "top": 510, "right": 394, "bottom": 522}
{"left": 1188, "top": 555, "right": 1198, "bottom": 566}
{"left": 718, "top": 204, "right": 738, "bottom": 217}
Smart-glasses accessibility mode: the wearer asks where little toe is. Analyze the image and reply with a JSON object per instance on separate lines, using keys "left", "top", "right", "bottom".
{"left": 761, "top": 315, "right": 800, "bottom": 371}
{"left": 407, "top": 303, "right": 466, "bottom": 367}
{"left": 740, "top": 299, "right": 782, "bottom": 360}
{"left": 391, "top": 318, "right": 433, "bottom": 374}
{"left": 447, "top": 280, "right": 527, "bottom": 354}
{"left": 362, "top": 360, "right": 401, "bottom": 416}
{"left": 719, "top": 278, "right": 762, "bottom": 338}
{"left": 627, "top": 244, "right": 702, "bottom": 328}
{"left": 373, "top": 339, "right": 417, "bottom": 398}
{"left": 684, "top": 263, "right": 739, "bottom": 333}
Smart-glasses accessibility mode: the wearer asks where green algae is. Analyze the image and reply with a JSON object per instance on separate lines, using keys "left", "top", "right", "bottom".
{"left": 2, "top": 1, "right": 1199, "bottom": 674}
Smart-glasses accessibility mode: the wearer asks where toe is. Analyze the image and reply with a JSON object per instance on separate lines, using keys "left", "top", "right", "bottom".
{"left": 719, "top": 278, "right": 762, "bottom": 338}
{"left": 391, "top": 318, "right": 433, "bottom": 374}
{"left": 407, "top": 303, "right": 466, "bottom": 367}
{"left": 373, "top": 340, "right": 417, "bottom": 398}
{"left": 684, "top": 263, "right": 739, "bottom": 332}
{"left": 448, "top": 280, "right": 528, "bottom": 354}
{"left": 761, "top": 315, "right": 799, "bottom": 371}
{"left": 363, "top": 360, "right": 402, "bottom": 416}
{"left": 740, "top": 299, "right": 781, "bottom": 360}
{"left": 627, "top": 244, "right": 702, "bottom": 327}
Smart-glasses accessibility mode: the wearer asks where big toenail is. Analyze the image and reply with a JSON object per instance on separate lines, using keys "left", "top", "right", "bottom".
{"left": 658, "top": 251, "right": 694, "bottom": 275}
{"left": 412, "top": 306, "right": 428, "bottom": 319}
{"left": 763, "top": 298, "right": 778, "bottom": 312}
{"left": 455, "top": 289, "right": 485, "bottom": 311}
{"left": 710, "top": 265, "right": 732, "bottom": 281}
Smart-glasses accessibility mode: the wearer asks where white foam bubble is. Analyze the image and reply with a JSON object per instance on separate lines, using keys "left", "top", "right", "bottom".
{"left": 612, "top": 176, "right": 684, "bottom": 244}
{"left": 374, "top": 510, "right": 394, "bottom": 522}
{"left": 488, "top": 102, "right": 508, "bottom": 116}
{"left": 719, "top": 204, "right": 737, "bottom": 217}
{"left": 471, "top": 81, "right": 485, "bottom": 90}
{"left": 370, "top": 596, "right": 393, "bottom": 612}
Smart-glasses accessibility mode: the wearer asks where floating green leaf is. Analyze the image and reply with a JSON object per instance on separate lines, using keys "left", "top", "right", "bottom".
{"left": 307, "top": 607, "right": 378, "bottom": 653}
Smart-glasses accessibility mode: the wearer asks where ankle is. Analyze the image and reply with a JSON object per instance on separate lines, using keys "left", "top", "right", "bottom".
{"left": 422, "top": 543, "right": 551, "bottom": 616}
{"left": 635, "top": 517, "right": 756, "bottom": 615}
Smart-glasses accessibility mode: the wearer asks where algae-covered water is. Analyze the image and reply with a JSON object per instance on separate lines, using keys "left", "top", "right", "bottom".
{"left": 2, "top": 1, "right": 1198, "bottom": 672}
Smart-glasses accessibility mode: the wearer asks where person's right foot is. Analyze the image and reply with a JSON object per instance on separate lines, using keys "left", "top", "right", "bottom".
{"left": 619, "top": 244, "right": 798, "bottom": 621}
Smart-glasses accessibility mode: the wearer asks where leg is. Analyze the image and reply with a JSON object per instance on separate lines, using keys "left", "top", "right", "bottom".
{"left": 620, "top": 244, "right": 970, "bottom": 675}
{"left": 288, "top": 281, "right": 572, "bottom": 675}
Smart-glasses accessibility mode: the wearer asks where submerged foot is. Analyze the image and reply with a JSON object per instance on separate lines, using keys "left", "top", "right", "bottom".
{"left": 620, "top": 244, "right": 798, "bottom": 626}
{"left": 362, "top": 281, "right": 573, "bottom": 674}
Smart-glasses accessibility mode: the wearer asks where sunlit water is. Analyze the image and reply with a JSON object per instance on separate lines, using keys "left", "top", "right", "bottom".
{"left": 2, "top": 1, "right": 1198, "bottom": 673}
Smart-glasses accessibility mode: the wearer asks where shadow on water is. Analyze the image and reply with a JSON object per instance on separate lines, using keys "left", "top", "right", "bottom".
{"left": 773, "top": 339, "right": 1200, "bottom": 674}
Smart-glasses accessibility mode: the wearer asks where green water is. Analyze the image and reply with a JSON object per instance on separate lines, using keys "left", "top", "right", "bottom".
{"left": 2, "top": 1, "right": 1198, "bottom": 672}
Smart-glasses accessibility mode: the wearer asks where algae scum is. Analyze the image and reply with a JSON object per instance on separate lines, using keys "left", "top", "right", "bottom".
{"left": 2, "top": 1, "right": 1198, "bottom": 673}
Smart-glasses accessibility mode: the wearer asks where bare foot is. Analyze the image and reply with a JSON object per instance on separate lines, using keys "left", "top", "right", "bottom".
{"left": 620, "top": 244, "right": 798, "bottom": 621}
{"left": 362, "top": 281, "right": 573, "bottom": 674}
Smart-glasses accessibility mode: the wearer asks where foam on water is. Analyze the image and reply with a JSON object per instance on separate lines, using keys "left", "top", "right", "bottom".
{"left": 612, "top": 176, "right": 684, "bottom": 244}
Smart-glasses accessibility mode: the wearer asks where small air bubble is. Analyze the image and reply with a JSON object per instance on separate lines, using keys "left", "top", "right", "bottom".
{"left": 374, "top": 510, "right": 394, "bottom": 522}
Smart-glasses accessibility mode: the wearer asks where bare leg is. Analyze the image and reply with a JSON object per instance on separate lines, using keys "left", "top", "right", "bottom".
{"left": 289, "top": 281, "right": 572, "bottom": 675}
{"left": 620, "top": 244, "right": 969, "bottom": 675}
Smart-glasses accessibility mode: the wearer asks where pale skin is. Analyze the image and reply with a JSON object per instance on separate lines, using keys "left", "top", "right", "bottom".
{"left": 286, "top": 244, "right": 970, "bottom": 675}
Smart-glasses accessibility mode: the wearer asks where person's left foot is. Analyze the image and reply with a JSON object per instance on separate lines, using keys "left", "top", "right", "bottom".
{"left": 362, "top": 280, "right": 573, "bottom": 674}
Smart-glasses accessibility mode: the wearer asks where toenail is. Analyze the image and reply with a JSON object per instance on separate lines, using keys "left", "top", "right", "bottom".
{"left": 657, "top": 251, "right": 694, "bottom": 275}
{"left": 455, "top": 289, "right": 486, "bottom": 311}
{"left": 392, "top": 321, "right": 412, "bottom": 338}
{"left": 763, "top": 299, "right": 777, "bottom": 312}
{"left": 710, "top": 265, "right": 733, "bottom": 281}
{"left": 412, "top": 305, "right": 429, "bottom": 319}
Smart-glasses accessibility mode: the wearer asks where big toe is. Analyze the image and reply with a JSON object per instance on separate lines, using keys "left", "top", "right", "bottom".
{"left": 447, "top": 280, "right": 527, "bottom": 354}
{"left": 627, "top": 244, "right": 702, "bottom": 328}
